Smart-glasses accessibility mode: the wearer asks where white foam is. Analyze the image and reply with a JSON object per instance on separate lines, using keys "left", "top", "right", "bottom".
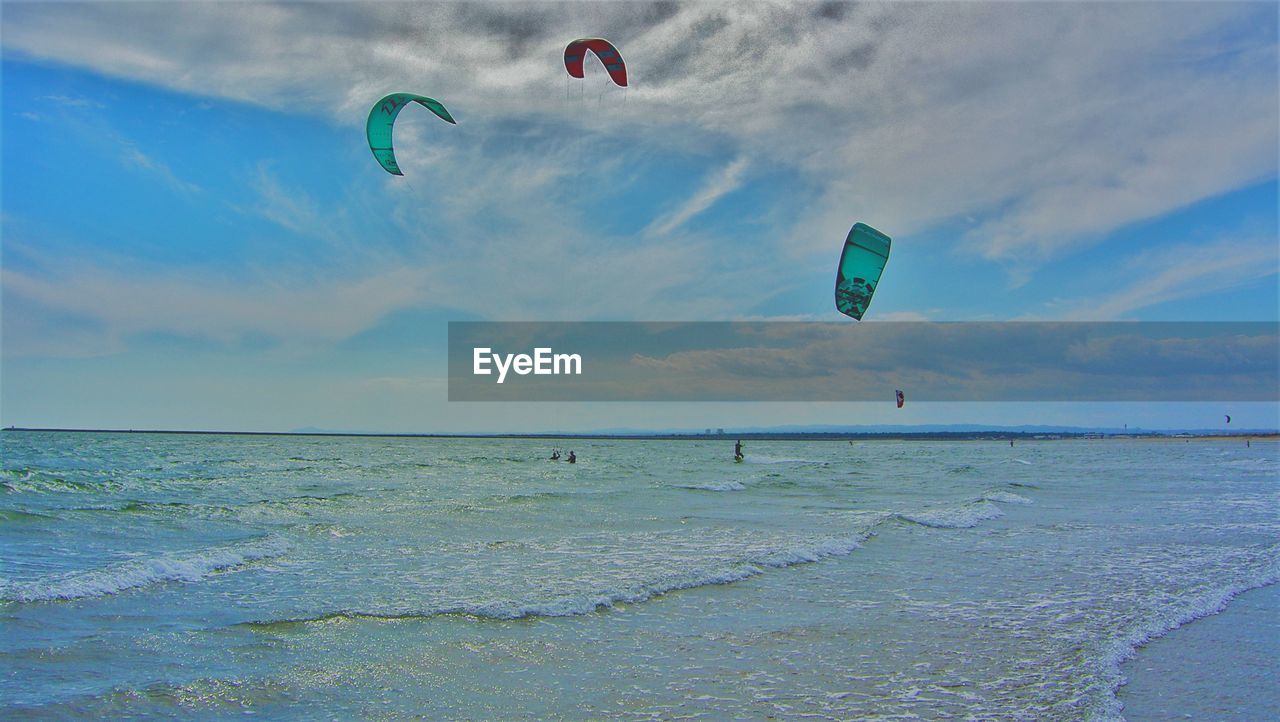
{"left": 745, "top": 456, "right": 822, "bottom": 465}
{"left": 419, "top": 533, "right": 872, "bottom": 621}
{"left": 2, "top": 536, "right": 288, "bottom": 603}
{"left": 1, "top": 469, "right": 116, "bottom": 495}
{"left": 680, "top": 480, "right": 746, "bottom": 492}
{"left": 983, "top": 491, "right": 1034, "bottom": 505}
{"left": 1224, "top": 457, "right": 1278, "bottom": 471}
{"left": 1097, "top": 556, "right": 1280, "bottom": 719}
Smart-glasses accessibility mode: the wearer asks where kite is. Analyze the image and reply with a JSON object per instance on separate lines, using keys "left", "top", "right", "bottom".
{"left": 835, "top": 222, "right": 891, "bottom": 320}
{"left": 366, "top": 93, "right": 456, "bottom": 176}
{"left": 896, "top": 390, "right": 905, "bottom": 409}
{"left": 564, "top": 38, "right": 628, "bottom": 87}
{"left": 1226, "top": 415, "right": 1232, "bottom": 424}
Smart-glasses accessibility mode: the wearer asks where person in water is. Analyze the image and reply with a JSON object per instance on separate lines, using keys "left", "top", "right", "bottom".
{"left": 567, "top": 451, "right": 576, "bottom": 464}
{"left": 734, "top": 440, "right": 744, "bottom": 461}
{"left": 550, "top": 449, "right": 561, "bottom": 460}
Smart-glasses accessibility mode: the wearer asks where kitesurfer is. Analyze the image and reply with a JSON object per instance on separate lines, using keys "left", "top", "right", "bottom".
{"left": 567, "top": 451, "right": 577, "bottom": 464}
{"left": 734, "top": 440, "right": 744, "bottom": 461}
{"left": 550, "top": 449, "right": 561, "bottom": 460}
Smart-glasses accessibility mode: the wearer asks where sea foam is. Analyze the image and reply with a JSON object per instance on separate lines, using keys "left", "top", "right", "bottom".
{"left": 982, "top": 490, "right": 1034, "bottom": 505}
{"left": 679, "top": 480, "right": 747, "bottom": 492}
{"left": 1095, "top": 550, "right": 1280, "bottom": 719}
{"left": 245, "top": 533, "right": 874, "bottom": 627}
{"left": 2, "top": 535, "right": 288, "bottom": 603}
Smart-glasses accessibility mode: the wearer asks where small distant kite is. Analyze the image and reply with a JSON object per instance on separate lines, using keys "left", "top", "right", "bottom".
{"left": 366, "top": 93, "right": 456, "bottom": 176}
{"left": 835, "top": 222, "right": 891, "bottom": 320}
{"left": 564, "top": 38, "right": 628, "bottom": 87}
{"left": 896, "top": 390, "right": 905, "bottom": 409}
{"left": 1225, "top": 415, "right": 1232, "bottom": 424}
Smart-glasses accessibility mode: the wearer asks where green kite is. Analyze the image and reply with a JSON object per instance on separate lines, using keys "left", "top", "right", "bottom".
{"left": 366, "top": 93, "right": 455, "bottom": 176}
{"left": 835, "top": 222, "right": 891, "bottom": 320}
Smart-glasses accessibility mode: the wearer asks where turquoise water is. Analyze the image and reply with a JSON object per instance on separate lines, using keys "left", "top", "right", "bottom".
{"left": 2, "top": 431, "right": 1276, "bottom": 719}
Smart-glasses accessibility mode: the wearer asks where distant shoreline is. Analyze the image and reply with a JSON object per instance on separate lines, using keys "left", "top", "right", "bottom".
{"left": 3, "top": 427, "right": 1275, "bottom": 442}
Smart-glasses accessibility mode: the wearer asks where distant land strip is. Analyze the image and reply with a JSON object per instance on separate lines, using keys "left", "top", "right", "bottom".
{"left": 2, "top": 428, "right": 1276, "bottom": 442}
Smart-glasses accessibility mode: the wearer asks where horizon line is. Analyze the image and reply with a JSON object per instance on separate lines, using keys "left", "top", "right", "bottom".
{"left": 2, "top": 426, "right": 1276, "bottom": 441}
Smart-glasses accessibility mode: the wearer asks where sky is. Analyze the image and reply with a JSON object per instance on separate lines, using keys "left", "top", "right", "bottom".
{"left": 2, "top": 0, "right": 1277, "bottom": 433}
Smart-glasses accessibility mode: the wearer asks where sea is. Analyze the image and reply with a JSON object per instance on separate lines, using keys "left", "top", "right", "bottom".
{"left": 2, "top": 431, "right": 1276, "bottom": 720}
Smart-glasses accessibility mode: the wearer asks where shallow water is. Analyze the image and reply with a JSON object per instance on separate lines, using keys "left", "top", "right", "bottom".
{"left": 2, "top": 432, "right": 1276, "bottom": 719}
{"left": 1119, "top": 582, "right": 1279, "bottom": 721}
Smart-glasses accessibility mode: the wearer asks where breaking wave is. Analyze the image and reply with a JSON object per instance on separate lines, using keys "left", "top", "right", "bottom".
{"left": 2, "top": 536, "right": 289, "bottom": 603}
{"left": 898, "top": 501, "right": 1005, "bottom": 529}
{"left": 243, "top": 534, "right": 871, "bottom": 627}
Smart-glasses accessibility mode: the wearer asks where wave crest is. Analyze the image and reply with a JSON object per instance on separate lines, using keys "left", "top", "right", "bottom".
{"left": 2, "top": 536, "right": 288, "bottom": 603}
{"left": 898, "top": 501, "right": 1005, "bottom": 529}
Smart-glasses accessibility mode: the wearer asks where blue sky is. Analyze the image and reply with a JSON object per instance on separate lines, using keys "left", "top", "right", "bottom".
{"left": 2, "top": 1, "right": 1277, "bottom": 432}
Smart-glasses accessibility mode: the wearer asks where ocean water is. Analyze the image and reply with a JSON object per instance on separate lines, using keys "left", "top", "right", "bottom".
{"left": 2, "top": 431, "right": 1276, "bottom": 719}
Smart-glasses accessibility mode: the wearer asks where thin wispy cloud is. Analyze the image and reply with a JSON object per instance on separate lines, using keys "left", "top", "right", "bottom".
{"left": 645, "top": 156, "right": 748, "bottom": 237}
{"left": 1056, "top": 237, "right": 1279, "bottom": 321}
{"left": 37, "top": 94, "right": 104, "bottom": 109}
{"left": 244, "top": 163, "right": 339, "bottom": 243}
{"left": 873, "top": 311, "right": 932, "bottom": 322}
{"left": 121, "top": 145, "right": 202, "bottom": 195}
{"left": 1, "top": 261, "right": 428, "bottom": 351}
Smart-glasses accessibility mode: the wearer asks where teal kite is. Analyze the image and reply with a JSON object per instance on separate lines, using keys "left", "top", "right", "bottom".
{"left": 366, "top": 93, "right": 455, "bottom": 176}
{"left": 834, "top": 222, "right": 891, "bottom": 320}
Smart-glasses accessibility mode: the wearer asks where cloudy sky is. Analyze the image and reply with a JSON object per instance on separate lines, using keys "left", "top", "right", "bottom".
{"left": 2, "top": 1, "right": 1277, "bottom": 432}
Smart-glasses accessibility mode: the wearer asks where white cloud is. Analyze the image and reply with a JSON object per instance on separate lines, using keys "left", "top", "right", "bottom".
{"left": 645, "top": 156, "right": 748, "bottom": 237}
{"left": 4, "top": 2, "right": 1272, "bottom": 271}
{"left": 1, "top": 261, "right": 428, "bottom": 350}
{"left": 873, "top": 311, "right": 931, "bottom": 322}
{"left": 1, "top": 127, "right": 758, "bottom": 355}
{"left": 121, "top": 145, "right": 202, "bottom": 194}
{"left": 2, "top": 0, "right": 1276, "bottom": 352}
{"left": 1054, "top": 236, "right": 1279, "bottom": 320}
{"left": 244, "top": 163, "right": 336, "bottom": 241}
{"left": 37, "top": 94, "right": 104, "bottom": 109}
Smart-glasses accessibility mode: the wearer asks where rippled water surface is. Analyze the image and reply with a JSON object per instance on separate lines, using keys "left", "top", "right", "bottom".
{"left": 2, "top": 431, "right": 1276, "bottom": 719}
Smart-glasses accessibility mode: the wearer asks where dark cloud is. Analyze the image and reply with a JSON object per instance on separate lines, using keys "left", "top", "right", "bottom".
{"left": 612, "top": 1, "right": 683, "bottom": 34}
{"left": 640, "top": 12, "right": 730, "bottom": 84}
{"left": 836, "top": 42, "right": 878, "bottom": 71}
{"left": 814, "top": 2, "right": 852, "bottom": 23}
{"left": 690, "top": 12, "right": 731, "bottom": 39}
{"left": 453, "top": 4, "right": 558, "bottom": 55}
